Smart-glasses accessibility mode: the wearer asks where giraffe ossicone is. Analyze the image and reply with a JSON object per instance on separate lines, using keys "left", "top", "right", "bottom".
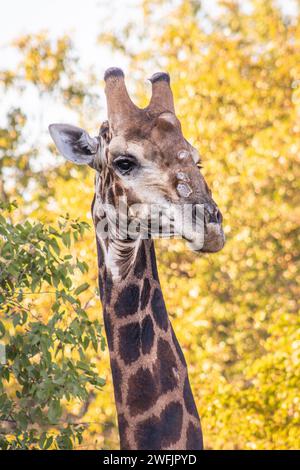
{"left": 49, "top": 67, "right": 225, "bottom": 450}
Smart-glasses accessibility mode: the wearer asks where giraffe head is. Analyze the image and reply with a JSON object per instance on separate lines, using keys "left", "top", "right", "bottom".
{"left": 49, "top": 68, "right": 224, "bottom": 254}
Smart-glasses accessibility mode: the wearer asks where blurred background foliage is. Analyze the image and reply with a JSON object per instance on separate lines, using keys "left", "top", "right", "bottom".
{"left": 0, "top": 0, "right": 299, "bottom": 449}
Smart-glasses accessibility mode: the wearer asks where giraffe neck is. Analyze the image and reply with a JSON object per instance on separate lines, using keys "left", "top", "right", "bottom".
{"left": 95, "top": 231, "right": 203, "bottom": 450}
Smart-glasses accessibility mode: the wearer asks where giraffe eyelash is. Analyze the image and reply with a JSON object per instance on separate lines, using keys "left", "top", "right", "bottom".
{"left": 196, "top": 162, "right": 203, "bottom": 169}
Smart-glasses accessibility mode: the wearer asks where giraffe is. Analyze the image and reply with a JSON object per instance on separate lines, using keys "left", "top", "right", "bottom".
{"left": 49, "top": 67, "right": 225, "bottom": 450}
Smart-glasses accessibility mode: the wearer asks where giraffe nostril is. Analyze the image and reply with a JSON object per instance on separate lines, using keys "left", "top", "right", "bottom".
{"left": 215, "top": 208, "right": 223, "bottom": 224}
{"left": 204, "top": 204, "right": 223, "bottom": 225}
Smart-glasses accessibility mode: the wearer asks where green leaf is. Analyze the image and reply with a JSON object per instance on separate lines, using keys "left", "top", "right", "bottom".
{"left": 39, "top": 432, "right": 47, "bottom": 449}
{"left": 17, "top": 411, "right": 29, "bottom": 430}
{"left": 74, "top": 282, "right": 89, "bottom": 296}
{"left": 48, "top": 400, "right": 62, "bottom": 424}
{"left": 61, "top": 231, "right": 71, "bottom": 248}
{"left": 44, "top": 436, "right": 53, "bottom": 450}
{"left": 0, "top": 321, "right": 5, "bottom": 339}
{"left": 56, "top": 434, "right": 73, "bottom": 450}
{"left": 49, "top": 238, "right": 60, "bottom": 256}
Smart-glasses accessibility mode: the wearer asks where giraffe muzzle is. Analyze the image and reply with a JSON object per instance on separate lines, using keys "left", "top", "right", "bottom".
{"left": 187, "top": 202, "right": 225, "bottom": 253}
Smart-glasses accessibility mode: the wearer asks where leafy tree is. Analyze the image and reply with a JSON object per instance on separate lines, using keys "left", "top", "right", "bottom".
{"left": 0, "top": 202, "right": 105, "bottom": 449}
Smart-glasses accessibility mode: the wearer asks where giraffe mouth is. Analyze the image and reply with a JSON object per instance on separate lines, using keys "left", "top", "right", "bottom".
{"left": 186, "top": 222, "right": 225, "bottom": 253}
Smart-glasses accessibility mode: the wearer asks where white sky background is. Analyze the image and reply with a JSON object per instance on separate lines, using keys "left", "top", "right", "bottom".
{"left": 0, "top": 0, "right": 298, "bottom": 160}
{"left": 0, "top": 0, "right": 139, "bottom": 69}
{"left": 0, "top": 0, "right": 143, "bottom": 128}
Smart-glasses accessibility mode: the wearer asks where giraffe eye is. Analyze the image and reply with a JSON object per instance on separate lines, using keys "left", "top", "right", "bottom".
{"left": 114, "top": 156, "right": 137, "bottom": 174}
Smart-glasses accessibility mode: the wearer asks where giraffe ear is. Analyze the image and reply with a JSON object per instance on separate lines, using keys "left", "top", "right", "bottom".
{"left": 49, "top": 124, "right": 99, "bottom": 165}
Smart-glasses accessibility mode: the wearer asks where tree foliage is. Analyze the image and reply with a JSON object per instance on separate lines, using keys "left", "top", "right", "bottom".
{"left": 0, "top": 0, "right": 299, "bottom": 450}
{"left": 0, "top": 202, "right": 105, "bottom": 449}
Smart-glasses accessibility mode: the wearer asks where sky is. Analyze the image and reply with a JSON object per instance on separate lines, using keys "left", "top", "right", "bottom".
{"left": 0, "top": 0, "right": 142, "bottom": 70}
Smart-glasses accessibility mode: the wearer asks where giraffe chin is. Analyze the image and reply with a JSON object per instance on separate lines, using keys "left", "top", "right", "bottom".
{"left": 186, "top": 223, "right": 225, "bottom": 253}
